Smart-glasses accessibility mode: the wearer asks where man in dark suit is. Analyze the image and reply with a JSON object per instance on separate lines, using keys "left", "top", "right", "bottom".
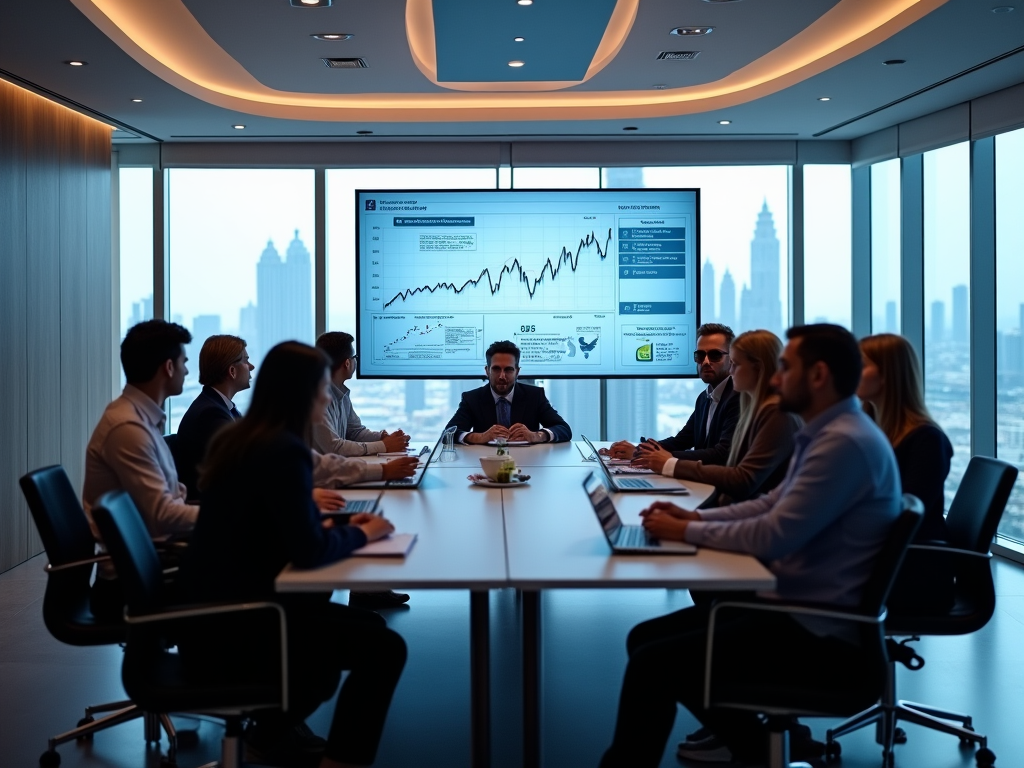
{"left": 607, "top": 323, "right": 739, "bottom": 465}
{"left": 446, "top": 340, "right": 572, "bottom": 444}
{"left": 174, "top": 335, "right": 254, "bottom": 499}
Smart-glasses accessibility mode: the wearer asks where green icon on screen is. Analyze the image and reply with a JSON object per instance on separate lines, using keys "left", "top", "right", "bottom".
{"left": 636, "top": 343, "right": 653, "bottom": 362}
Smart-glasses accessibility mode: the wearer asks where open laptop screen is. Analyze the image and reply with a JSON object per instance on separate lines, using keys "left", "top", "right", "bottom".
{"left": 584, "top": 472, "right": 622, "bottom": 539}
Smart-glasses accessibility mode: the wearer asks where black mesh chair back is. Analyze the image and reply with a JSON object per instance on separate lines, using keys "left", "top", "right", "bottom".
{"left": 944, "top": 456, "right": 1018, "bottom": 553}
{"left": 19, "top": 465, "right": 123, "bottom": 646}
{"left": 858, "top": 495, "right": 925, "bottom": 618}
{"left": 90, "top": 491, "right": 166, "bottom": 617}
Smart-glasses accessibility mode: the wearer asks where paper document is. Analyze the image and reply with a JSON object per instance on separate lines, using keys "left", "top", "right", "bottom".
{"left": 352, "top": 533, "right": 417, "bottom": 557}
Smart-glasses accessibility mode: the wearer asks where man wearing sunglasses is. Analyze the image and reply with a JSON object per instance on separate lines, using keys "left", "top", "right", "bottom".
{"left": 607, "top": 323, "right": 739, "bottom": 466}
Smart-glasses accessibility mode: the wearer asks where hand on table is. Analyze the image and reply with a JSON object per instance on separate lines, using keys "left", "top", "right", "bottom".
{"left": 381, "top": 456, "right": 419, "bottom": 480}
{"left": 466, "top": 425, "right": 509, "bottom": 445}
{"left": 639, "top": 502, "right": 700, "bottom": 541}
{"left": 351, "top": 513, "right": 395, "bottom": 542}
{"left": 380, "top": 429, "right": 411, "bottom": 453}
{"left": 312, "top": 488, "right": 346, "bottom": 512}
{"left": 632, "top": 440, "right": 673, "bottom": 474}
{"left": 605, "top": 441, "right": 636, "bottom": 459}
{"left": 508, "top": 423, "right": 546, "bottom": 443}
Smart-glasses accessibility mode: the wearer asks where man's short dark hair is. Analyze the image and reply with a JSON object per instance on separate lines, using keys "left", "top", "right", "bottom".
{"left": 786, "top": 323, "right": 862, "bottom": 398}
{"left": 486, "top": 340, "right": 520, "bottom": 367}
{"left": 696, "top": 323, "right": 735, "bottom": 346}
{"left": 120, "top": 320, "right": 192, "bottom": 385}
{"left": 315, "top": 332, "right": 355, "bottom": 374}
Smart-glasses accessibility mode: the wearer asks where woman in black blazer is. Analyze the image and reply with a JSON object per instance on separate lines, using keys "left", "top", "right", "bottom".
{"left": 178, "top": 341, "right": 405, "bottom": 768}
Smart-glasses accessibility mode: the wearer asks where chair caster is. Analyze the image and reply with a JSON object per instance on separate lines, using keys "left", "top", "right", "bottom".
{"left": 824, "top": 740, "right": 841, "bottom": 761}
{"left": 39, "top": 750, "right": 61, "bottom": 768}
{"left": 76, "top": 716, "right": 95, "bottom": 741}
{"left": 894, "top": 726, "right": 907, "bottom": 744}
{"left": 975, "top": 746, "right": 996, "bottom": 766}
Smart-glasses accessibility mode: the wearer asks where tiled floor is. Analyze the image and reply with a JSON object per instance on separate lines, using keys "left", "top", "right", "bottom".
{"left": 2, "top": 554, "right": 1023, "bottom": 768}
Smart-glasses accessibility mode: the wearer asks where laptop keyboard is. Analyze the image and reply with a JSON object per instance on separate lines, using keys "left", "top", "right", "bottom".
{"left": 618, "top": 525, "right": 651, "bottom": 548}
{"left": 618, "top": 477, "right": 654, "bottom": 489}
{"left": 346, "top": 499, "right": 377, "bottom": 513}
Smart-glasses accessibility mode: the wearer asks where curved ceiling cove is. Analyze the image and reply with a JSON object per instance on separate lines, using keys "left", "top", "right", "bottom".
{"left": 70, "top": 0, "right": 950, "bottom": 122}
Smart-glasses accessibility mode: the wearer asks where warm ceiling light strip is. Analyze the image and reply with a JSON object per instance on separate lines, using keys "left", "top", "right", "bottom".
{"left": 404, "top": 0, "right": 639, "bottom": 91}
{"left": 70, "top": 0, "right": 949, "bottom": 121}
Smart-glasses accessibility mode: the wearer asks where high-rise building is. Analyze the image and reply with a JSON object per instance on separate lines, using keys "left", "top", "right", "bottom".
{"left": 930, "top": 300, "right": 946, "bottom": 343}
{"left": 952, "top": 284, "right": 968, "bottom": 344}
{"left": 885, "top": 300, "right": 898, "bottom": 333}
{"left": 739, "top": 201, "right": 782, "bottom": 336}
{"left": 405, "top": 379, "right": 426, "bottom": 415}
{"left": 256, "top": 230, "right": 313, "bottom": 363}
{"left": 189, "top": 314, "right": 222, "bottom": 365}
{"left": 545, "top": 379, "right": 601, "bottom": 438}
{"left": 606, "top": 378, "right": 658, "bottom": 441}
{"left": 128, "top": 295, "right": 153, "bottom": 330}
{"left": 239, "top": 302, "right": 259, "bottom": 356}
{"left": 719, "top": 270, "right": 736, "bottom": 331}
{"left": 701, "top": 261, "right": 716, "bottom": 323}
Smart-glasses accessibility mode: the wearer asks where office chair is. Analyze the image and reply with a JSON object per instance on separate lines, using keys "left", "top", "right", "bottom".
{"left": 826, "top": 456, "right": 1017, "bottom": 767}
{"left": 92, "top": 490, "right": 288, "bottom": 768}
{"left": 18, "top": 466, "right": 179, "bottom": 767}
{"left": 704, "top": 496, "right": 924, "bottom": 768}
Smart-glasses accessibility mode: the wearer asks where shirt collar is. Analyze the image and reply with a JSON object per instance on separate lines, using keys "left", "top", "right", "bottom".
{"left": 796, "top": 396, "right": 860, "bottom": 443}
{"left": 210, "top": 386, "right": 235, "bottom": 411}
{"left": 707, "top": 376, "right": 731, "bottom": 404}
{"left": 330, "top": 381, "right": 350, "bottom": 399}
{"left": 491, "top": 385, "right": 515, "bottom": 403}
{"left": 122, "top": 384, "right": 167, "bottom": 432}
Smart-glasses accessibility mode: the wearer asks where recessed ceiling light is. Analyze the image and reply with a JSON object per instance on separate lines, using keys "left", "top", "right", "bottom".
{"left": 233, "top": 124, "right": 245, "bottom": 129}
{"left": 312, "top": 33, "right": 353, "bottom": 41}
{"left": 702, "top": 0, "right": 741, "bottom": 3}
{"left": 623, "top": 126, "right": 638, "bottom": 131}
{"left": 66, "top": 60, "right": 87, "bottom": 67}
{"left": 991, "top": 5, "right": 1015, "bottom": 11}
{"left": 883, "top": 59, "right": 906, "bottom": 66}
{"left": 508, "top": 60, "right": 525, "bottom": 67}
{"left": 131, "top": 98, "right": 143, "bottom": 103}
{"left": 292, "top": 0, "right": 331, "bottom": 5}
{"left": 818, "top": 96, "right": 831, "bottom": 101}
{"left": 514, "top": 36, "right": 525, "bottom": 42}
{"left": 356, "top": 130, "right": 373, "bottom": 135}
{"left": 652, "top": 84, "right": 668, "bottom": 90}
{"left": 671, "top": 27, "right": 714, "bottom": 36}
{"left": 718, "top": 120, "right": 732, "bottom": 125}
{"left": 517, "top": 0, "right": 533, "bottom": 5}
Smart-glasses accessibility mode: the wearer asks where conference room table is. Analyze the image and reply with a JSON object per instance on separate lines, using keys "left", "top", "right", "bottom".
{"left": 276, "top": 441, "right": 776, "bottom": 768}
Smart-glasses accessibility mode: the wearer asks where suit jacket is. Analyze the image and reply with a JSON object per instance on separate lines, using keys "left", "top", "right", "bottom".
{"left": 445, "top": 382, "right": 572, "bottom": 442}
{"left": 658, "top": 378, "right": 740, "bottom": 465}
{"left": 174, "top": 386, "right": 238, "bottom": 499}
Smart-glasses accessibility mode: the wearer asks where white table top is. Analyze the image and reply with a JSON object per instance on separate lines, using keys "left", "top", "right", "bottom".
{"left": 275, "top": 442, "right": 776, "bottom": 594}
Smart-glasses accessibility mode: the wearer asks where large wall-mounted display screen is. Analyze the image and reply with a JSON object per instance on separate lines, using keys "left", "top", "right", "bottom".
{"left": 354, "top": 188, "right": 700, "bottom": 379}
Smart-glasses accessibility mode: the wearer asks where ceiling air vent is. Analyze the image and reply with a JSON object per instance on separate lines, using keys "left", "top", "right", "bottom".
{"left": 322, "top": 57, "right": 368, "bottom": 69}
{"left": 657, "top": 51, "right": 700, "bottom": 60}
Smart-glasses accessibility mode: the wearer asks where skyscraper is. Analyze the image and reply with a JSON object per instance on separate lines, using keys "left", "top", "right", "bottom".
{"left": 239, "top": 302, "right": 259, "bottom": 356}
{"left": 405, "top": 379, "right": 426, "bottom": 415}
{"left": 930, "top": 300, "right": 946, "bottom": 344}
{"left": 256, "top": 230, "right": 313, "bottom": 363}
{"left": 719, "top": 270, "right": 736, "bottom": 331}
{"left": 606, "top": 378, "right": 658, "bottom": 441}
{"left": 952, "top": 284, "right": 968, "bottom": 344}
{"left": 885, "top": 300, "right": 898, "bottom": 333}
{"left": 739, "top": 201, "right": 782, "bottom": 336}
{"left": 701, "top": 261, "right": 716, "bottom": 323}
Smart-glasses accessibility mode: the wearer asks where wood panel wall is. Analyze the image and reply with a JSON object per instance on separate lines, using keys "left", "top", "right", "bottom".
{"left": 0, "top": 78, "right": 112, "bottom": 572}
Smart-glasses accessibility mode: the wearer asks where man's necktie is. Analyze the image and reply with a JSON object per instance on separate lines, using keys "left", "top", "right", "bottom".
{"left": 496, "top": 397, "right": 511, "bottom": 428}
{"left": 230, "top": 406, "right": 242, "bottom": 420}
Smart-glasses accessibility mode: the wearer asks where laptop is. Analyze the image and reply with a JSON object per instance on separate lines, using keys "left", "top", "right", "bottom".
{"left": 349, "top": 429, "right": 448, "bottom": 489}
{"left": 580, "top": 435, "right": 690, "bottom": 494}
{"left": 584, "top": 472, "right": 696, "bottom": 554}
{"left": 342, "top": 488, "right": 384, "bottom": 514}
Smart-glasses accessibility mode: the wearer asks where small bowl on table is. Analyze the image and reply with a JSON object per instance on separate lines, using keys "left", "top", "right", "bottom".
{"left": 479, "top": 455, "right": 514, "bottom": 481}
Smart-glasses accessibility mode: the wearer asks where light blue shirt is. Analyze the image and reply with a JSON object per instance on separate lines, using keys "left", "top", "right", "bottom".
{"left": 685, "top": 396, "right": 902, "bottom": 607}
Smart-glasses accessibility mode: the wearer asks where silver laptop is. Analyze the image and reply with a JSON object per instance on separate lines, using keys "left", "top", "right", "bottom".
{"left": 349, "top": 429, "right": 448, "bottom": 489}
{"left": 584, "top": 472, "right": 696, "bottom": 554}
{"left": 580, "top": 435, "right": 690, "bottom": 494}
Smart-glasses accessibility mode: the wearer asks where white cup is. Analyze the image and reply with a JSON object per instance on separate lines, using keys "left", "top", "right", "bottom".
{"left": 479, "top": 455, "right": 510, "bottom": 481}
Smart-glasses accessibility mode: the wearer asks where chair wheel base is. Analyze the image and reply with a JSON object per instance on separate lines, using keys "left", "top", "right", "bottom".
{"left": 894, "top": 726, "right": 907, "bottom": 744}
{"left": 39, "top": 750, "right": 61, "bottom": 768}
{"left": 976, "top": 746, "right": 996, "bottom": 766}
{"left": 75, "top": 716, "right": 95, "bottom": 741}
{"left": 824, "top": 740, "right": 841, "bottom": 760}
{"left": 882, "top": 750, "right": 894, "bottom": 768}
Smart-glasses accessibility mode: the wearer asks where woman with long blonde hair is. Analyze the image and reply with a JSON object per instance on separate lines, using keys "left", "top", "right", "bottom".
{"left": 858, "top": 333, "right": 952, "bottom": 541}
{"left": 635, "top": 329, "right": 799, "bottom": 505}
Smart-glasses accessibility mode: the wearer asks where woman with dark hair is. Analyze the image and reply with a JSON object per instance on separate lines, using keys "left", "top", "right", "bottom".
{"left": 178, "top": 341, "right": 406, "bottom": 768}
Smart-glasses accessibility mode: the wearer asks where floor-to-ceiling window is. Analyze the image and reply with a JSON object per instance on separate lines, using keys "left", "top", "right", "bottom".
{"left": 870, "top": 159, "right": 902, "bottom": 333}
{"left": 118, "top": 167, "right": 154, "bottom": 388}
{"left": 995, "top": 128, "right": 1024, "bottom": 542}
{"left": 326, "top": 168, "right": 498, "bottom": 442}
{"left": 923, "top": 143, "right": 971, "bottom": 509}
{"left": 803, "top": 164, "right": 852, "bottom": 328}
{"left": 164, "top": 169, "right": 316, "bottom": 431}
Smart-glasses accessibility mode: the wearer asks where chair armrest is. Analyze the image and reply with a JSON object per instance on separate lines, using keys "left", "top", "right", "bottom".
{"left": 45, "top": 554, "right": 112, "bottom": 573}
{"left": 908, "top": 544, "right": 992, "bottom": 560}
{"left": 703, "top": 600, "right": 885, "bottom": 710}
{"left": 125, "top": 601, "right": 290, "bottom": 712}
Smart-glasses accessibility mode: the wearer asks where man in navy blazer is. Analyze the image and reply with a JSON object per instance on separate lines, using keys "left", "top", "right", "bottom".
{"left": 608, "top": 323, "right": 740, "bottom": 466}
{"left": 174, "top": 335, "right": 254, "bottom": 499}
{"left": 446, "top": 340, "right": 572, "bottom": 444}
